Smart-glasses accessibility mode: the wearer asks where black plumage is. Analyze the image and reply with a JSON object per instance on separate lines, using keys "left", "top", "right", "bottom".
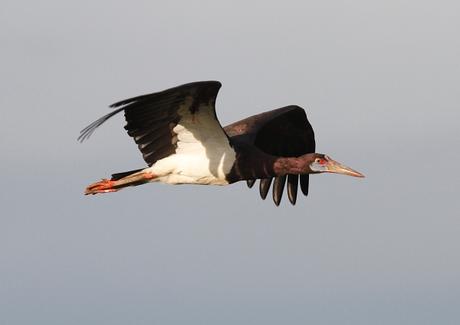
{"left": 224, "top": 105, "right": 315, "bottom": 204}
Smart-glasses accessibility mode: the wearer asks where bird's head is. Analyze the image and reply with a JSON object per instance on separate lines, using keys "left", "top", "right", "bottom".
{"left": 304, "top": 153, "right": 364, "bottom": 177}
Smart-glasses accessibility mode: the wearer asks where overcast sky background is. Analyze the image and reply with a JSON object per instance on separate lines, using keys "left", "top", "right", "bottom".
{"left": 1, "top": 1, "right": 459, "bottom": 324}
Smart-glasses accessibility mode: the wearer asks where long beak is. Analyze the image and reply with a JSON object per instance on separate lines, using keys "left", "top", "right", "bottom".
{"left": 325, "top": 158, "right": 365, "bottom": 178}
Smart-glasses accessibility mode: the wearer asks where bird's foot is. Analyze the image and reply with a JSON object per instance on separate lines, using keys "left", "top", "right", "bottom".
{"left": 84, "top": 171, "right": 157, "bottom": 195}
{"left": 85, "top": 179, "right": 118, "bottom": 195}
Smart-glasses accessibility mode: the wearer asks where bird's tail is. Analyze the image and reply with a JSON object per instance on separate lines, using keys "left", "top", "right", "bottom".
{"left": 84, "top": 169, "right": 156, "bottom": 195}
{"left": 110, "top": 168, "right": 144, "bottom": 180}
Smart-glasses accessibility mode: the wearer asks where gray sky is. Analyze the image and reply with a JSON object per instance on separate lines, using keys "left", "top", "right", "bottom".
{"left": 1, "top": 0, "right": 459, "bottom": 324}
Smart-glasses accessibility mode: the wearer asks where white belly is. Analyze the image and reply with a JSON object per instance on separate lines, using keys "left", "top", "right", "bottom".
{"left": 144, "top": 101, "right": 236, "bottom": 186}
{"left": 146, "top": 152, "right": 234, "bottom": 185}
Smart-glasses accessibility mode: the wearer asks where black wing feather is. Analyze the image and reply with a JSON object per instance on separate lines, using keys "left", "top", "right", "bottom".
{"left": 287, "top": 174, "right": 299, "bottom": 205}
{"left": 246, "top": 179, "right": 256, "bottom": 188}
{"left": 299, "top": 174, "right": 310, "bottom": 196}
{"left": 224, "top": 105, "right": 315, "bottom": 205}
{"left": 273, "top": 175, "right": 287, "bottom": 206}
{"left": 259, "top": 178, "right": 272, "bottom": 200}
{"left": 79, "top": 81, "right": 223, "bottom": 166}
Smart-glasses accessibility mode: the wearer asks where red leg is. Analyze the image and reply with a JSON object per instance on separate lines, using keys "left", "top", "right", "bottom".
{"left": 85, "top": 179, "right": 119, "bottom": 195}
{"left": 84, "top": 171, "right": 157, "bottom": 195}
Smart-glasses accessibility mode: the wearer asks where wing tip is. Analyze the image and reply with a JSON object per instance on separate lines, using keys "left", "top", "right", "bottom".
{"left": 248, "top": 175, "right": 302, "bottom": 206}
{"left": 109, "top": 80, "right": 222, "bottom": 109}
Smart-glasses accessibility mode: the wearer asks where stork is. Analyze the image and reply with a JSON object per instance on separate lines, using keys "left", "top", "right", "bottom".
{"left": 79, "top": 81, "right": 364, "bottom": 205}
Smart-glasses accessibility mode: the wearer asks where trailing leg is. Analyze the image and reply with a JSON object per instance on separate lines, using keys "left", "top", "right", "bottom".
{"left": 84, "top": 170, "right": 156, "bottom": 195}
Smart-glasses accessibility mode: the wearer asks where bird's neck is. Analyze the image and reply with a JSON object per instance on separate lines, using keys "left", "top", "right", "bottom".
{"left": 273, "top": 156, "right": 308, "bottom": 176}
{"left": 226, "top": 144, "right": 310, "bottom": 183}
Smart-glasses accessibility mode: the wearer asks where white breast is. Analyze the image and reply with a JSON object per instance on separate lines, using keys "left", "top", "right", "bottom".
{"left": 147, "top": 102, "right": 236, "bottom": 185}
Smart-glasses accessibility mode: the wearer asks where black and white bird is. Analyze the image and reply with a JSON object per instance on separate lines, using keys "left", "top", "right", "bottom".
{"left": 79, "top": 81, "right": 364, "bottom": 205}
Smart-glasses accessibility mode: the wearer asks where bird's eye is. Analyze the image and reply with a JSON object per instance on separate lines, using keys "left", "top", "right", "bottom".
{"left": 318, "top": 158, "right": 326, "bottom": 165}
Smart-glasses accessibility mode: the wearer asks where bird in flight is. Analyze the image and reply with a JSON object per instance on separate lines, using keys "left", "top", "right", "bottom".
{"left": 79, "top": 81, "right": 364, "bottom": 205}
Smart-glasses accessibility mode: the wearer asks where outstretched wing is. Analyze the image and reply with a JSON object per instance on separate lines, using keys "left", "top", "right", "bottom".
{"left": 224, "top": 106, "right": 315, "bottom": 205}
{"left": 79, "top": 81, "right": 233, "bottom": 167}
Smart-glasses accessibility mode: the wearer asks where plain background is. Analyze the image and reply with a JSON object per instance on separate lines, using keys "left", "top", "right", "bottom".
{"left": 1, "top": 1, "right": 459, "bottom": 324}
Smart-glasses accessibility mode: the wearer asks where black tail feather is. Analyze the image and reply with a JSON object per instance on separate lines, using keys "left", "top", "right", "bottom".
{"left": 111, "top": 168, "right": 144, "bottom": 181}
